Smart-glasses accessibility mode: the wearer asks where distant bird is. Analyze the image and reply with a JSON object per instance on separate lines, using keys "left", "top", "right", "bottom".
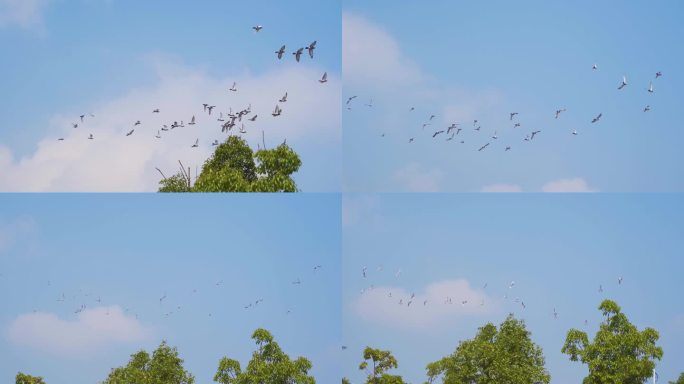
{"left": 292, "top": 278, "right": 301, "bottom": 285}
{"left": 57, "top": 137, "right": 64, "bottom": 141}
{"left": 599, "top": 284, "right": 603, "bottom": 293}
{"left": 531, "top": 130, "right": 541, "bottom": 140}
{"left": 189, "top": 116, "right": 196, "bottom": 125}
{"left": 514, "top": 123, "right": 521, "bottom": 128}
{"left": 429, "top": 115, "right": 436, "bottom": 121}
{"left": 279, "top": 92, "right": 288, "bottom": 102}
{"left": 644, "top": 105, "right": 651, "bottom": 112}
{"left": 80, "top": 115, "right": 85, "bottom": 122}
{"left": 509, "top": 281, "right": 516, "bottom": 289}
{"left": 618, "top": 75, "right": 627, "bottom": 90}
{"left": 592, "top": 63, "right": 598, "bottom": 70}
{"left": 307, "top": 41, "right": 317, "bottom": 59}
{"left": 478, "top": 143, "right": 490, "bottom": 151}
{"left": 275, "top": 45, "right": 286, "bottom": 60}
{"left": 521, "top": 302, "right": 526, "bottom": 310}
{"left": 191, "top": 138, "right": 199, "bottom": 148}
{"left": 212, "top": 139, "right": 219, "bottom": 146}
{"left": 318, "top": 72, "right": 328, "bottom": 83}
{"left": 655, "top": 71, "right": 662, "bottom": 79}
{"left": 553, "top": 308, "right": 558, "bottom": 319}
{"left": 159, "top": 294, "right": 166, "bottom": 304}
{"left": 313, "top": 265, "right": 322, "bottom": 271}
{"left": 447, "top": 123, "right": 459, "bottom": 134}
{"left": 72, "top": 123, "right": 78, "bottom": 128}
{"left": 346, "top": 96, "right": 357, "bottom": 105}
{"left": 229, "top": 82, "right": 237, "bottom": 92}
{"left": 207, "top": 106, "right": 215, "bottom": 115}
{"left": 409, "top": 107, "right": 415, "bottom": 111}
{"left": 591, "top": 113, "right": 602, "bottom": 123}
{"left": 618, "top": 276, "right": 623, "bottom": 285}
{"left": 505, "top": 146, "right": 511, "bottom": 151}
{"left": 362, "top": 266, "right": 367, "bottom": 278}
{"left": 293, "top": 48, "right": 304, "bottom": 62}
{"left": 134, "top": 120, "right": 141, "bottom": 126}
{"left": 408, "top": 138, "right": 414, "bottom": 143}
{"left": 252, "top": 25, "right": 263, "bottom": 32}
{"left": 555, "top": 108, "right": 566, "bottom": 119}
{"left": 432, "top": 130, "right": 444, "bottom": 138}
{"left": 648, "top": 81, "right": 654, "bottom": 93}
{"left": 342, "top": 346, "right": 347, "bottom": 350}
{"left": 572, "top": 130, "right": 578, "bottom": 135}
{"left": 203, "top": 103, "right": 209, "bottom": 112}
{"left": 88, "top": 134, "right": 94, "bottom": 140}
{"left": 492, "top": 131, "right": 498, "bottom": 140}
{"left": 153, "top": 109, "right": 160, "bottom": 113}
{"left": 126, "top": 129, "right": 134, "bottom": 136}
{"left": 510, "top": 112, "right": 519, "bottom": 120}
{"left": 365, "top": 99, "right": 373, "bottom": 107}
{"left": 272, "top": 105, "right": 282, "bottom": 117}
{"left": 155, "top": 131, "right": 161, "bottom": 139}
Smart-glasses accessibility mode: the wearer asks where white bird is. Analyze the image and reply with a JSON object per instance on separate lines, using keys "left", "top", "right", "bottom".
{"left": 592, "top": 63, "right": 598, "bottom": 70}
{"left": 618, "top": 76, "right": 627, "bottom": 90}
{"left": 272, "top": 105, "right": 282, "bottom": 117}
{"left": 229, "top": 82, "right": 237, "bottom": 92}
{"left": 648, "top": 81, "right": 654, "bottom": 93}
{"left": 318, "top": 72, "right": 328, "bottom": 83}
{"left": 509, "top": 281, "right": 516, "bottom": 289}
{"left": 572, "top": 129, "right": 578, "bottom": 135}
{"left": 191, "top": 139, "right": 199, "bottom": 148}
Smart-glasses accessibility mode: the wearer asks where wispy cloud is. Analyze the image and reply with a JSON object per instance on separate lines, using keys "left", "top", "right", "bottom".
{"left": 354, "top": 279, "right": 499, "bottom": 330}
{"left": 343, "top": 12, "right": 424, "bottom": 89}
{"left": 393, "top": 163, "right": 444, "bottom": 192}
{"left": 542, "top": 177, "right": 596, "bottom": 192}
{"left": 481, "top": 183, "right": 523, "bottom": 192}
{"left": 7, "top": 306, "right": 152, "bottom": 356}
{"left": 0, "top": 0, "right": 50, "bottom": 30}
{"left": 0, "top": 57, "right": 339, "bottom": 191}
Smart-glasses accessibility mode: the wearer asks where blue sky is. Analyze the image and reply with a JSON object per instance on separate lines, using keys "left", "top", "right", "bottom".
{"left": 0, "top": 0, "right": 341, "bottom": 191}
{"left": 343, "top": 1, "right": 684, "bottom": 192}
{"left": 0, "top": 194, "right": 341, "bottom": 383}
{"left": 343, "top": 194, "right": 684, "bottom": 384}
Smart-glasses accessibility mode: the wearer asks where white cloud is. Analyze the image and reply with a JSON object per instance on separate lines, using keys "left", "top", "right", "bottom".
{"left": 542, "top": 177, "right": 595, "bottom": 192}
{"left": 0, "top": 0, "right": 50, "bottom": 29}
{"left": 343, "top": 12, "right": 424, "bottom": 88}
{"left": 480, "top": 184, "right": 523, "bottom": 192}
{"left": 0, "top": 58, "right": 339, "bottom": 191}
{"left": 7, "top": 306, "right": 152, "bottom": 356}
{"left": 354, "top": 279, "right": 498, "bottom": 330}
{"left": 0, "top": 217, "right": 36, "bottom": 254}
{"left": 393, "top": 163, "right": 443, "bottom": 192}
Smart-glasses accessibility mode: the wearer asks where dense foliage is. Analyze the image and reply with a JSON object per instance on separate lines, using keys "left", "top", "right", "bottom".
{"left": 159, "top": 136, "right": 301, "bottom": 192}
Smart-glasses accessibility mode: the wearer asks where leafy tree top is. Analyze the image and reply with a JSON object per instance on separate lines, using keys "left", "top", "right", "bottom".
{"left": 16, "top": 373, "right": 46, "bottom": 384}
{"left": 159, "top": 136, "right": 301, "bottom": 192}
{"left": 213, "top": 328, "right": 315, "bottom": 384}
{"left": 562, "top": 299, "right": 663, "bottom": 384}
{"left": 102, "top": 341, "right": 195, "bottom": 384}
{"left": 670, "top": 372, "right": 684, "bottom": 384}
{"left": 358, "top": 347, "right": 407, "bottom": 384}
{"left": 426, "top": 314, "right": 550, "bottom": 384}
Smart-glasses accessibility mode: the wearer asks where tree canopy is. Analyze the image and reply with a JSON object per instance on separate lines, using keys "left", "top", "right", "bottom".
{"left": 102, "top": 341, "right": 195, "bottom": 384}
{"left": 670, "top": 372, "right": 684, "bottom": 384}
{"left": 358, "top": 346, "right": 407, "bottom": 384}
{"left": 425, "top": 314, "right": 550, "bottom": 384}
{"left": 213, "top": 328, "right": 315, "bottom": 384}
{"left": 15, "top": 373, "right": 46, "bottom": 384}
{"left": 562, "top": 299, "right": 663, "bottom": 384}
{"left": 158, "top": 136, "right": 301, "bottom": 192}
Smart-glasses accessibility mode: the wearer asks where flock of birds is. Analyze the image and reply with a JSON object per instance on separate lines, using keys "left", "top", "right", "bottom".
{"left": 56, "top": 24, "right": 327, "bottom": 155}
{"left": 346, "top": 66, "right": 664, "bottom": 152}
{"left": 353, "top": 264, "right": 628, "bottom": 328}
{"left": 24, "top": 263, "right": 326, "bottom": 321}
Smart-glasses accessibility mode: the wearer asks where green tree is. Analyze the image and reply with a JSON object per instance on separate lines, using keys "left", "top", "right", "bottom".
{"left": 358, "top": 347, "right": 406, "bottom": 384}
{"left": 15, "top": 373, "right": 46, "bottom": 384}
{"left": 213, "top": 328, "right": 315, "bottom": 384}
{"left": 342, "top": 378, "right": 351, "bottom": 384}
{"left": 670, "top": 373, "right": 684, "bottom": 384}
{"left": 425, "top": 314, "right": 550, "bottom": 384}
{"left": 562, "top": 299, "right": 663, "bottom": 384}
{"left": 102, "top": 341, "right": 195, "bottom": 384}
{"left": 159, "top": 136, "right": 301, "bottom": 192}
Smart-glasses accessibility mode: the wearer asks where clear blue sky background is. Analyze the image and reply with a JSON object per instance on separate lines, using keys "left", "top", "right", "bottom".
{"left": 343, "top": 194, "right": 684, "bottom": 384}
{"left": 343, "top": 0, "right": 684, "bottom": 192}
{"left": 0, "top": 0, "right": 341, "bottom": 191}
{"left": 0, "top": 194, "right": 341, "bottom": 383}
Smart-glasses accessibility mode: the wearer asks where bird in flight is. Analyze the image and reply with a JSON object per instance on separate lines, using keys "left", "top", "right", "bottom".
{"left": 648, "top": 81, "right": 654, "bottom": 93}
{"left": 292, "top": 278, "right": 301, "bottom": 285}
{"left": 126, "top": 129, "right": 134, "bottom": 136}
{"left": 88, "top": 134, "right": 94, "bottom": 140}
{"left": 618, "top": 276, "right": 623, "bottom": 285}
{"left": 655, "top": 71, "right": 662, "bottom": 79}
{"left": 307, "top": 41, "right": 317, "bottom": 59}
{"left": 134, "top": 120, "right": 141, "bottom": 126}
{"left": 572, "top": 130, "right": 578, "bottom": 135}
{"left": 505, "top": 146, "right": 511, "bottom": 151}
{"left": 252, "top": 25, "right": 263, "bottom": 32}
{"left": 212, "top": 139, "right": 219, "bottom": 146}
{"left": 491, "top": 131, "right": 498, "bottom": 140}
{"left": 510, "top": 112, "right": 519, "bottom": 120}
{"left": 293, "top": 48, "right": 304, "bottom": 62}
{"left": 617, "top": 76, "right": 628, "bottom": 90}
{"left": 408, "top": 138, "right": 414, "bottom": 143}
{"left": 58, "top": 137, "right": 64, "bottom": 141}
{"left": 644, "top": 105, "right": 651, "bottom": 112}
{"left": 155, "top": 131, "right": 161, "bottom": 139}
{"left": 346, "top": 96, "right": 357, "bottom": 105}
{"left": 478, "top": 143, "right": 490, "bottom": 151}
{"left": 272, "top": 105, "right": 282, "bottom": 117}
{"left": 531, "top": 130, "right": 541, "bottom": 140}
{"left": 249, "top": 115, "right": 257, "bottom": 122}
{"left": 72, "top": 123, "right": 78, "bottom": 128}
{"left": 153, "top": 109, "right": 160, "bottom": 113}
{"left": 275, "top": 45, "right": 286, "bottom": 60}
{"left": 319, "top": 72, "right": 328, "bottom": 83}
{"left": 592, "top": 63, "right": 598, "bottom": 70}
{"left": 591, "top": 113, "right": 602, "bottom": 123}
{"left": 191, "top": 138, "right": 199, "bottom": 148}
{"left": 555, "top": 108, "right": 566, "bottom": 119}
{"left": 229, "top": 82, "right": 237, "bottom": 92}
{"left": 432, "top": 130, "right": 444, "bottom": 138}
{"left": 279, "top": 92, "right": 288, "bottom": 103}
{"left": 447, "top": 123, "right": 459, "bottom": 134}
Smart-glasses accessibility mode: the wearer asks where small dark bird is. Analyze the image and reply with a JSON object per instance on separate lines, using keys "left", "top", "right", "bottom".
{"left": 275, "top": 45, "right": 286, "bottom": 60}
{"left": 510, "top": 112, "right": 519, "bottom": 120}
{"left": 153, "top": 109, "right": 160, "bottom": 113}
{"left": 591, "top": 113, "right": 602, "bottom": 123}
{"left": 478, "top": 143, "right": 490, "bottom": 151}
{"left": 307, "top": 41, "right": 317, "bottom": 59}
{"left": 252, "top": 25, "right": 263, "bottom": 32}
{"left": 293, "top": 48, "right": 304, "bottom": 62}
{"left": 126, "top": 129, "right": 134, "bottom": 136}
{"left": 531, "top": 130, "right": 541, "bottom": 140}
{"left": 432, "top": 130, "right": 444, "bottom": 138}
